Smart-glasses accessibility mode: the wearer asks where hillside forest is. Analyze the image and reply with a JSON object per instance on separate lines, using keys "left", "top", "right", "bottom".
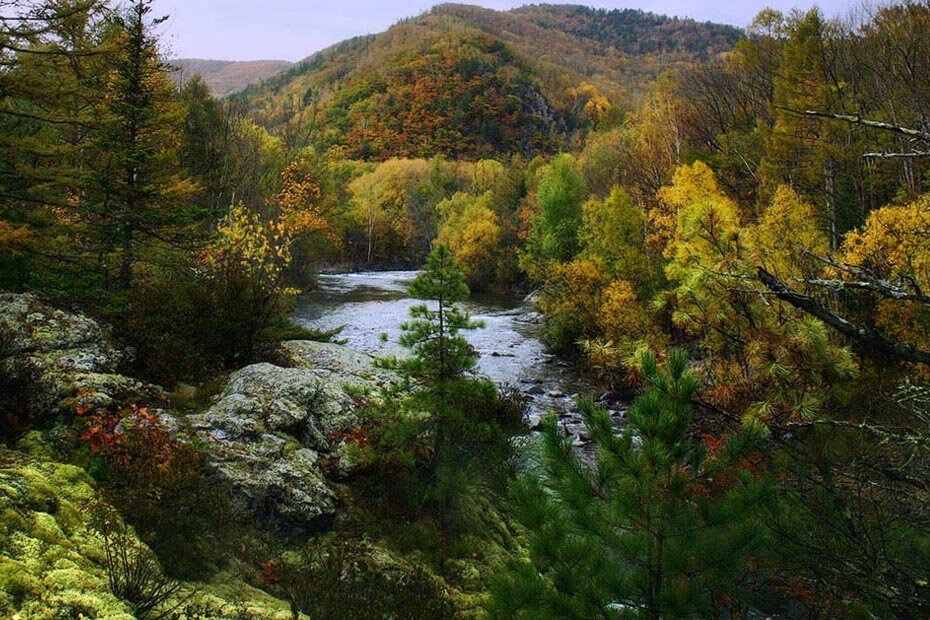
{"left": 2, "top": 1, "right": 930, "bottom": 619}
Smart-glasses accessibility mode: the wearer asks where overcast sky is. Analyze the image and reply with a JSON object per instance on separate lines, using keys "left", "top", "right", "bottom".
{"left": 150, "top": 0, "right": 860, "bottom": 62}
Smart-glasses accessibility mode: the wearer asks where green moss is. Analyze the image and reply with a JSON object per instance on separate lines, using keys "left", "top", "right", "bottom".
{"left": 0, "top": 557, "right": 41, "bottom": 604}
{"left": 55, "top": 498, "right": 83, "bottom": 534}
{"left": 31, "top": 511, "right": 66, "bottom": 544}
{"left": 18, "top": 468, "right": 59, "bottom": 513}
{"left": 15, "top": 431, "right": 54, "bottom": 459}
{"left": 174, "top": 573, "right": 304, "bottom": 619}
{"left": 42, "top": 567, "right": 105, "bottom": 601}
{"left": 0, "top": 449, "right": 301, "bottom": 620}
{"left": 1, "top": 507, "right": 26, "bottom": 533}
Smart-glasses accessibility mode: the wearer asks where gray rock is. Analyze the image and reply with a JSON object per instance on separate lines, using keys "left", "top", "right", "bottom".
{"left": 523, "top": 289, "right": 542, "bottom": 305}
{"left": 0, "top": 293, "right": 162, "bottom": 417}
{"left": 526, "top": 386, "right": 546, "bottom": 396}
{"left": 185, "top": 343, "right": 395, "bottom": 530}
{"left": 282, "top": 340, "right": 397, "bottom": 388}
{"left": 547, "top": 390, "right": 566, "bottom": 398}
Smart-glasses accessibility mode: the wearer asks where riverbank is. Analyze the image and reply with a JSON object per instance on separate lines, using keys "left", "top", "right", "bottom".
{"left": 0, "top": 292, "right": 527, "bottom": 618}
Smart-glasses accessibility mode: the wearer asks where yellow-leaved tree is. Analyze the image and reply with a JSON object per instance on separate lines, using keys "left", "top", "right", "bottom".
{"left": 747, "top": 185, "right": 830, "bottom": 278}
{"left": 436, "top": 191, "right": 502, "bottom": 289}
{"left": 662, "top": 160, "right": 744, "bottom": 334}
{"left": 841, "top": 194, "right": 930, "bottom": 364}
{"left": 661, "top": 163, "right": 856, "bottom": 425}
{"left": 348, "top": 158, "right": 432, "bottom": 264}
{"left": 201, "top": 202, "right": 299, "bottom": 363}
{"left": 538, "top": 257, "right": 611, "bottom": 352}
{"left": 651, "top": 160, "right": 728, "bottom": 257}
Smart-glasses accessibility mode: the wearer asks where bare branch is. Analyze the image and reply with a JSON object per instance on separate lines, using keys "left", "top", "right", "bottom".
{"left": 779, "top": 107, "right": 930, "bottom": 141}
{"left": 803, "top": 250, "right": 930, "bottom": 303}
{"left": 757, "top": 267, "right": 930, "bottom": 366}
{"left": 863, "top": 151, "right": 930, "bottom": 159}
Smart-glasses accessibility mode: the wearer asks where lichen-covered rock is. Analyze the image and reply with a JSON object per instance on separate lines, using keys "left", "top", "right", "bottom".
{"left": 0, "top": 293, "right": 162, "bottom": 420}
{"left": 282, "top": 340, "right": 398, "bottom": 387}
{"left": 0, "top": 449, "right": 135, "bottom": 619}
{"left": 185, "top": 343, "right": 396, "bottom": 531}
{"left": 0, "top": 449, "right": 305, "bottom": 620}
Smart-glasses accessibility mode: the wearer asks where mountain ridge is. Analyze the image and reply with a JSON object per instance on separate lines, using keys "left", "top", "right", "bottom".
{"left": 233, "top": 3, "right": 743, "bottom": 159}
{"left": 171, "top": 58, "right": 293, "bottom": 97}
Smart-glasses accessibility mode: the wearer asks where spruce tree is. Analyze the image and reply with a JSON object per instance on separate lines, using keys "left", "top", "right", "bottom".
{"left": 88, "top": 0, "right": 195, "bottom": 296}
{"left": 488, "top": 350, "right": 772, "bottom": 619}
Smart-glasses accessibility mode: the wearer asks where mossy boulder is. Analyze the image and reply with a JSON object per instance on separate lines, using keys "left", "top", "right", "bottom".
{"left": 0, "top": 449, "right": 304, "bottom": 620}
{"left": 0, "top": 293, "right": 163, "bottom": 423}
{"left": 184, "top": 342, "right": 396, "bottom": 532}
{"left": 0, "top": 449, "right": 135, "bottom": 619}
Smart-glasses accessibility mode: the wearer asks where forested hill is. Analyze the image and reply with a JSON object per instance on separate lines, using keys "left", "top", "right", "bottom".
{"left": 171, "top": 58, "right": 293, "bottom": 96}
{"left": 235, "top": 3, "right": 742, "bottom": 160}
{"left": 510, "top": 4, "right": 741, "bottom": 57}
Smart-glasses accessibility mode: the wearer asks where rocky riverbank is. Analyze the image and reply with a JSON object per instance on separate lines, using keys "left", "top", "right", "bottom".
{"left": 0, "top": 294, "right": 389, "bottom": 531}
{"left": 0, "top": 294, "right": 453, "bottom": 618}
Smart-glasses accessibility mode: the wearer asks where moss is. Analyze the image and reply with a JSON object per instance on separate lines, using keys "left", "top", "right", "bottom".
{"left": 15, "top": 431, "right": 54, "bottom": 459}
{"left": 1, "top": 507, "right": 26, "bottom": 533}
{"left": 18, "top": 468, "right": 59, "bottom": 513}
{"left": 31, "top": 511, "right": 66, "bottom": 544}
{"left": 175, "top": 573, "right": 304, "bottom": 620}
{"left": 0, "top": 449, "right": 300, "bottom": 620}
{"left": 0, "top": 557, "right": 41, "bottom": 604}
{"left": 55, "top": 498, "right": 83, "bottom": 534}
{"left": 42, "top": 566, "right": 101, "bottom": 591}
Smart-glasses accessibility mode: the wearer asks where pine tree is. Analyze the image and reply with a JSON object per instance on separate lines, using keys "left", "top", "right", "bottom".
{"left": 488, "top": 350, "right": 772, "bottom": 619}
{"left": 0, "top": 1, "right": 109, "bottom": 291}
{"left": 399, "top": 244, "right": 482, "bottom": 383}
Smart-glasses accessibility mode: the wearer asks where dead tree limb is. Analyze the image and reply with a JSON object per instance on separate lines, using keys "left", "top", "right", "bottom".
{"left": 793, "top": 109, "right": 929, "bottom": 141}
{"left": 775, "top": 107, "right": 930, "bottom": 158}
{"left": 757, "top": 267, "right": 930, "bottom": 365}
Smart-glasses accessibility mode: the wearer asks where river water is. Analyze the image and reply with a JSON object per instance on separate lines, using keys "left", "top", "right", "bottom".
{"left": 293, "top": 271, "right": 608, "bottom": 438}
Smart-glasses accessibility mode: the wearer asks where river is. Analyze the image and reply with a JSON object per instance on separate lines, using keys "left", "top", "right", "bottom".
{"left": 293, "top": 271, "right": 622, "bottom": 442}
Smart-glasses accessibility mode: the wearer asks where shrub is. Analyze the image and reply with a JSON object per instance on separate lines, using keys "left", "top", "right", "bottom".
{"left": 79, "top": 404, "right": 230, "bottom": 579}
{"left": 124, "top": 260, "right": 342, "bottom": 386}
{"left": 89, "top": 501, "right": 182, "bottom": 619}
{"left": 281, "top": 541, "right": 457, "bottom": 620}
{"left": 124, "top": 266, "right": 302, "bottom": 386}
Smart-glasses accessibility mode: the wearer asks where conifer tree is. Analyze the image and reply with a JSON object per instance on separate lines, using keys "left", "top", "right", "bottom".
{"left": 88, "top": 0, "right": 196, "bottom": 294}
{"left": 399, "top": 244, "right": 482, "bottom": 383}
{"left": 488, "top": 350, "right": 771, "bottom": 619}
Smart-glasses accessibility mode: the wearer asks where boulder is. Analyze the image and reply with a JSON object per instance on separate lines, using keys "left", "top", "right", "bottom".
{"left": 185, "top": 343, "right": 397, "bottom": 531}
{"left": 281, "top": 340, "right": 397, "bottom": 388}
{"left": 0, "top": 293, "right": 162, "bottom": 420}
